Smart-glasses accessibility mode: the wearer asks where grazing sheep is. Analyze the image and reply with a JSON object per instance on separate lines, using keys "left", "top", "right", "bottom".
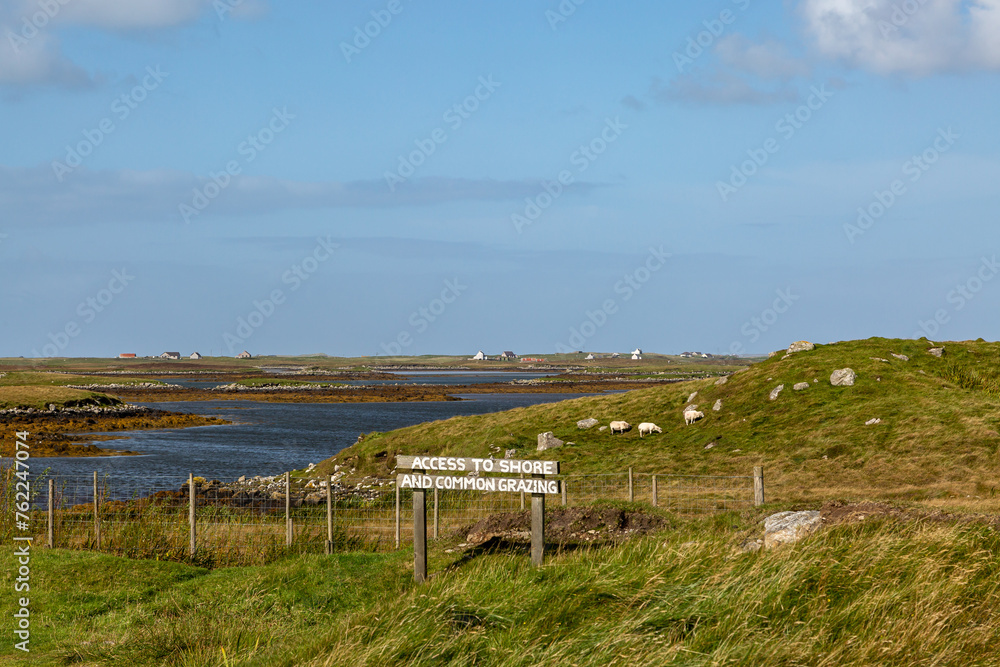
{"left": 683, "top": 410, "right": 704, "bottom": 425}
{"left": 638, "top": 422, "right": 662, "bottom": 437}
{"left": 610, "top": 420, "right": 631, "bottom": 434}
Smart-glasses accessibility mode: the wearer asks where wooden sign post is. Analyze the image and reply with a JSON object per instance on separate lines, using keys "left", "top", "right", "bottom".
{"left": 396, "top": 455, "right": 561, "bottom": 582}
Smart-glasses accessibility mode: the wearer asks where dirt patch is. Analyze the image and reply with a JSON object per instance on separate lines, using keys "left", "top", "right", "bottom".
{"left": 821, "top": 500, "right": 1000, "bottom": 531}
{"left": 463, "top": 507, "right": 669, "bottom": 547}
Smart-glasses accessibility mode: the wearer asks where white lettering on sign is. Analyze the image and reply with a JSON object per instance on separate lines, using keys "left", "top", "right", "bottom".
{"left": 397, "top": 474, "right": 560, "bottom": 495}
{"left": 399, "top": 456, "right": 558, "bottom": 475}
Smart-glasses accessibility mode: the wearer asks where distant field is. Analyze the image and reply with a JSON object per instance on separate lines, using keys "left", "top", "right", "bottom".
{"left": 0, "top": 352, "right": 754, "bottom": 376}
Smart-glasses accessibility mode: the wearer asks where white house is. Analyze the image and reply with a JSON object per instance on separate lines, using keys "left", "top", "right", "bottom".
{"left": 585, "top": 354, "right": 595, "bottom": 360}
{"left": 632, "top": 353, "right": 642, "bottom": 360}
{"left": 190, "top": 352, "right": 202, "bottom": 360}
{"left": 501, "top": 351, "right": 517, "bottom": 360}
{"left": 236, "top": 350, "right": 251, "bottom": 359}
{"left": 471, "top": 350, "right": 487, "bottom": 360}
{"left": 632, "top": 348, "right": 642, "bottom": 356}
{"left": 160, "top": 351, "right": 180, "bottom": 360}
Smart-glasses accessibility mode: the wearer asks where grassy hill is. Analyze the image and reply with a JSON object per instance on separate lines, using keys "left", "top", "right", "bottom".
{"left": 319, "top": 338, "right": 1000, "bottom": 511}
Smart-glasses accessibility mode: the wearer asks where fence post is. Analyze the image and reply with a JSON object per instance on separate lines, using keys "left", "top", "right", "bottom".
{"left": 395, "top": 483, "right": 401, "bottom": 549}
{"left": 326, "top": 474, "right": 333, "bottom": 555}
{"left": 188, "top": 473, "right": 196, "bottom": 559}
{"left": 520, "top": 472, "right": 525, "bottom": 510}
{"left": 753, "top": 467, "right": 765, "bottom": 506}
{"left": 47, "top": 478, "right": 54, "bottom": 549}
{"left": 530, "top": 473, "right": 545, "bottom": 567}
{"left": 285, "top": 472, "right": 292, "bottom": 548}
{"left": 628, "top": 467, "right": 634, "bottom": 502}
{"left": 433, "top": 486, "right": 439, "bottom": 540}
{"left": 652, "top": 474, "right": 658, "bottom": 507}
{"left": 93, "top": 471, "right": 100, "bottom": 550}
{"left": 561, "top": 479, "right": 567, "bottom": 507}
{"left": 413, "top": 466, "right": 427, "bottom": 583}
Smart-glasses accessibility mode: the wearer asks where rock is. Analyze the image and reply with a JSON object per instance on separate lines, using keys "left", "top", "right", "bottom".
{"left": 712, "top": 399, "right": 722, "bottom": 411}
{"left": 793, "top": 382, "right": 809, "bottom": 391}
{"left": 537, "top": 432, "right": 564, "bottom": 451}
{"left": 928, "top": 347, "right": 945, "bottom": 357}
{"left": 687, "top": 391, "right": 698, "bottom": 403}
{"left": 764, "top": 511, "right": 823, "bottom": 548}
{"left": 737, "top": 538, "right": 763, "bottom": 554}
{"left": 504, "top": 449, "right": 517, "bottom": 459}
{"left": 714, "top": 376, "right": 728, "bottom": 386}
{"left": 871, "top": 357, "right": 889, "bottom": 363}
{"left": 704, "top": 442, "right": 715, "bottom": 449}
{"left": 768, "top": 351, "right": 779, "bottom": 358}
{"left": 813, "top": 379, "right": 818, "bottom": 383}
{"left": 598, "top": 426, "right": 608, "bottom": 432}
{"left": 830, "top": 368, "right": 856, "bottom": 386}
{"left": 685, "top": 404, "right": 698, "bottom": 412}
{"left": 891, "top": 353, "right": 909, "bottom": 361}
{"left": 467, "top": 470, "right": 480, "bottom": 477}
{"left": 576, "top": 418, "right": 599, "bottom": 429}
{"left": 304, "top": 492, "right": 325, "bottom": 505}
{"left": 787, "top": 341, "right": 815, "bottom": 354}
{"left": 769, "top": 384, "right": 784, "bottom": 400}
{"left": 865, "top": 418, "right": 881, "bottom": 425}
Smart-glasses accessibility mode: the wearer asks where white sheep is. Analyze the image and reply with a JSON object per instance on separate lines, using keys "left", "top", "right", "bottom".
{"left": 609, "top": 420, "right": 631, "bottom": 434}
{"left": 683, "top": 410, "right": 704, "bottom": 425}
{"left": 638, "top": 422, "right": 662, "bottom": 437}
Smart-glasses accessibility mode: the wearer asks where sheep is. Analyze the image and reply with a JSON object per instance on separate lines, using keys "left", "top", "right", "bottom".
{"left": 683, "top": 410, "right": 704, "bottom": 425}
{"left": 638, "top": 422, "right": 662, "bottom": 437}
{"left": 609, "top": 420, "right": 631, "bottom": 434}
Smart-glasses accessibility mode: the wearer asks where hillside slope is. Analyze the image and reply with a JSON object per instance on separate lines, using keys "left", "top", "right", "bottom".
{"left": 320, "top": 338, "right": 1000, "bottom": 509}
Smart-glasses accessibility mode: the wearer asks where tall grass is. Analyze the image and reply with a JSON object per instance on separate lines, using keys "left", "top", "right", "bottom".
{"left": 6, "top": 512, "right": 999, "bottom": 666}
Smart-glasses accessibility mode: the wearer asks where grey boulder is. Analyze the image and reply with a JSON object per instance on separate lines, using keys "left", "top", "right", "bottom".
{"left": 537, "top": 432, "right": 564, "bottom": 451}
{"left": 764, "top": 511, "right": 823, "bottom": 548}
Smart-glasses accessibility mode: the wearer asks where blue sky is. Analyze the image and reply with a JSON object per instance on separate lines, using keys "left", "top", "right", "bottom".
{"left": 1, "top": 0, "right": 998, "bottom": 358}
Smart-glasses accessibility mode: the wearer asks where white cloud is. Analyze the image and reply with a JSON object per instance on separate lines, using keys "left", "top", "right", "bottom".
{"left": 1, "top": 0, "right": 264, "bottom": 89}
{"left": 0, "top": 30, "right": 96, "bottom": 88}
{"left": 798, "top": 0, "right": 1000, "bottom": 74}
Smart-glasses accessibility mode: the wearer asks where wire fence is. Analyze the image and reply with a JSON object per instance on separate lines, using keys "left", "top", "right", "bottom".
{"left": 1, "top": 466, "right": 759, "bottom": 566}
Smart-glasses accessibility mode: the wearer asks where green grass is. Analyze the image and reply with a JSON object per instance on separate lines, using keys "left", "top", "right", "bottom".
{"left": 5, "top": 511, "right": 999, "bottom": 666}
{"left": 322, "top": 338, "right": 1000, "bottom": 511}
{"left": 0, "top": 385, "right": 122, "bottom": 410}
{"left": 0, "top": 371, "right": 164, "bottom": 388}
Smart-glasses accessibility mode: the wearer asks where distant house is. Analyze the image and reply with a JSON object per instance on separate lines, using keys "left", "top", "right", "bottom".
{"left": 160, "top": 352, "right": 181, "bottom": 360}
{"left": 610, "top": 352, "right": 620, "bottom": 358}
{"left": 500, "top": 351, "right": 517, "bottom": 360}
{"left": 236, "top": 351, "right": 252, "bottom": 359}
{"left": 519, "top": 357, "right": 546, "bottom": 362}
{"left": 118, "top": 353, "right": 136, "bottom": 359}
{"left": 632, "top": 348, "right": 643, "bottom": 356}
{"left": 632, "top": 353, "right": 642, "bottom": 360}
{"left": 190, "top": 352, "right": 203, "bottom": 360}
{"left": 471, "top": 350, "right": 487, "bottom": 361}
{"left": 585, "top": 354, "right": 595, "bottom": 360}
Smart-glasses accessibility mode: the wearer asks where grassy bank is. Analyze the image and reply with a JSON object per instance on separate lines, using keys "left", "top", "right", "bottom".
{"left": 321, "top": 338, "right": 1000, "bottom": 511}
{"left": 4, "top": 509, "right": 999, "bottom": 666}
{"left": 0, "top": 385, "right": 121, "bottom": 411}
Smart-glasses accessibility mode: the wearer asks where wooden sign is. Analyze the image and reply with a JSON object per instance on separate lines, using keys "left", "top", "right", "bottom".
{"left": 397, "top": 473, "right": 560, "bottom": 495}
{"left": 397, "top": 453, "right": 559, "bottom": 582}
{"left": 396, "top": 455, "right": 559, "bottom": 475}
